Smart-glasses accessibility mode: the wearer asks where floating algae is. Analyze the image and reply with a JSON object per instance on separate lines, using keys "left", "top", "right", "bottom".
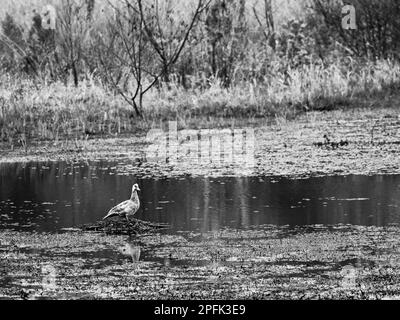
{"left": 80, "top": 218, "right": 169, "bottom": 235}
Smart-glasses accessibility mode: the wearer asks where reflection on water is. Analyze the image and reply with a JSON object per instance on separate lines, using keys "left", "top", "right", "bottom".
{"left": 1, "top": 161, "right": 400, "bottom": 232}
{"left": 119, "top": 241, "right": 141, "bottom": 263}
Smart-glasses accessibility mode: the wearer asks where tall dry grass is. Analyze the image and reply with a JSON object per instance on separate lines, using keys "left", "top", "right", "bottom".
{"left": 1, "top": 57, "right": 400, "bottom": 147}
{"left": 144, "top": 58, "right": 400, "bottom": 117}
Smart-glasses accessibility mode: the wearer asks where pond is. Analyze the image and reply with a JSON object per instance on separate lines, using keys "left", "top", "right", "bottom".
{"left": 1, "top": 161, "right": 400, "bottom": 233}
{"left": 2, "top": 160, "right": 400, "bottom": 299}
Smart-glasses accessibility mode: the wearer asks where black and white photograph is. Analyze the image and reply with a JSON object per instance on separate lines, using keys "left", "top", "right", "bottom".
{"left": 1, "top": 0, "right": 400, "bottom": 305}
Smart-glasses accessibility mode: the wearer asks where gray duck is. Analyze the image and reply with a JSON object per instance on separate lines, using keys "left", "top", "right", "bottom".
{"left": 103, "top": 184, "right": 141, "bottom": 224}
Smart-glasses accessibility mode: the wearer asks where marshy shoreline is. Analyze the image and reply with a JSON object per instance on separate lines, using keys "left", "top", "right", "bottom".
{"left": 2, "top": 0, "right": 400, "bottom": 301}
{"left": 0, "top": 108, "right": 400, "bottom": 299}
{"left": 1, "top": 74, "right": 400, "bottom": 300}
{"left": 1, "top": 224, "right": 400, "bottom": 299}
{"left": 1, "top": 106, "right": 400, "bottom": 300}
{"left": 1, "top": 106, "right": 400, "bottom": 178}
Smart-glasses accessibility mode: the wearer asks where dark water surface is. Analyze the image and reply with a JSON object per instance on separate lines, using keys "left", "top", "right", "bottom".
{"left": 1, "top": 161, "right": 400, "bottom": 233}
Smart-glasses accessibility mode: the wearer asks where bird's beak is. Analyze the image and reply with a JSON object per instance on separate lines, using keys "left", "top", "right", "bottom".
{"left": 137, "top": 187, "right": 141, "bottom": 192}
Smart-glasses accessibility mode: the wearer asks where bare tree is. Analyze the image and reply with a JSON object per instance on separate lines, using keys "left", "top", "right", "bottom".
{"left": 96, "top": 0, "right": 210, "bottom": 118}
{"left": 96, "top": 0, "right": 147, "bottom": 117}
{"left": 205, "top": 0, "right": 247, "bottom": 86}
{"left": 138, "top": 0, "right": 211, "bottom": 83}
{"left": 253, "top": 0, "right": 276, "bottom": 50}
{"left": 57, "top": 0, "right": 94, "bottom": 86}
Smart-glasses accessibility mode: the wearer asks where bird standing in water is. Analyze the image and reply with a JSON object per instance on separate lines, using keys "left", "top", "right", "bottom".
{"left": 103, "top": 184, "right": 141, "bottom": 224}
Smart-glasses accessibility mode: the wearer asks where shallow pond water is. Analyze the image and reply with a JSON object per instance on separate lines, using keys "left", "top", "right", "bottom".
{"left": 2, "top": 160, "right": 400, "bottom": 299}
{"left": 1, "top": 161, "right": 400, "bottom": 233}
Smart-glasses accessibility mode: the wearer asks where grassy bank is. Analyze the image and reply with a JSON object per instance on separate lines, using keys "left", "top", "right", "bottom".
{"left": 1, "top": 58, "right": 400, "bottom": 149}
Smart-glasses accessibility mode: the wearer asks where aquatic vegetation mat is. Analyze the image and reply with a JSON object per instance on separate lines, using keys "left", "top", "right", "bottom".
{"left": 1, "top": 108, "right": 400, "bottom": 178}
{"left": 1, "top": 224, "right": 400, "bottom": 299}
{"left": 79, "top": 218, "right": 170, "bottom": 235}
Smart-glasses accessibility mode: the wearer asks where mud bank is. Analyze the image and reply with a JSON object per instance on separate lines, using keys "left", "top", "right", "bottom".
{"left": 1, "top": 224, "right": 400, "bottom": 299}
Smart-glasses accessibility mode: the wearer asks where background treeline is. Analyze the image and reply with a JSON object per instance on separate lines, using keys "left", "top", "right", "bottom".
{"left": 2, "top": 1, "right": 399, "bottom": 81}
{"left": 1, "top": 0, "right": 400, "bottom": 143}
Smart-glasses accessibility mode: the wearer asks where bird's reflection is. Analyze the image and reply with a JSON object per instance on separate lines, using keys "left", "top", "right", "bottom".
{"left": 119, "top": 240, "right": 141, "bottom": 263}
{"left": 163, "top": 255, "right": 171, "bottom": 268}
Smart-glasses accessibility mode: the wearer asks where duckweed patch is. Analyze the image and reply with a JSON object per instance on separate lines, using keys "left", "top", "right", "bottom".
{"left": 1, "top": 108, "right": 400, "bottom": 178}
{"left": 80, "top": 218, "right": 169, "bottom": 235}
{"left": 1, "top": 225, "right": 400, "bottom": 299}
